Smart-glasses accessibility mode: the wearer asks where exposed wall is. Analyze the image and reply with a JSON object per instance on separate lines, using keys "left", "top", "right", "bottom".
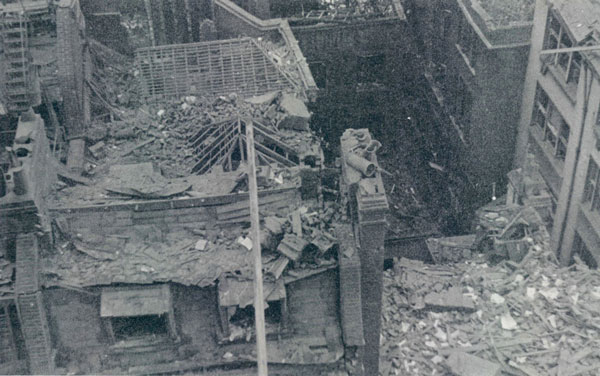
{"left": 171, "top": 284, "right": 219, "bottom": 353}
{"left": 213, "top": 0, "right": 281, "bottom": 40}
{"left": 286, "top": 269, "right": 340, "bottom": 337}
{"left": 44, "top": 288, "right": 107, "bottom": 372}
{"left": 56, "top": 0, "right": 89, "bottom": 139}
{"left": 1, "top": 114, "right": 55, "bottom": 238}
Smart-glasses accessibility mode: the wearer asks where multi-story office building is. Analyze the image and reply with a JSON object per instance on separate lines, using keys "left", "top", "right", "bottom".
{"left": 514, "top": 0, "right": 600, "bottom": 267}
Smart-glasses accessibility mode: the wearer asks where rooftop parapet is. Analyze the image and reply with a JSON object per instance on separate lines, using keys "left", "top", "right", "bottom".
{"left": 276, "top": 0, "right": 405, "bottom": 21}
{"left": 460, "top": 0, "right": 534, "bottom": 47}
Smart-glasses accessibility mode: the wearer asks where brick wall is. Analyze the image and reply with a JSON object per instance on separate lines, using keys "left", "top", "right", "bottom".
{"left": 287, "top": 269, "right": 340, "bottom": 337}
{"left": 340, "top": 129, "right": 389, "bottom": 376}
{"left": 335, "top": 224, "right": 364, "bottom": 347}
{"left": 56, "top": 0, "right": 86, "bottom": 138}
{"left": 44, "top": 284, "right": 221, "bottom": 373}
{"left": 51, "top": 187, "right": 298, "bottom": 235}
{"left": 171, "top": 285, "right": 219, "bottom": 353}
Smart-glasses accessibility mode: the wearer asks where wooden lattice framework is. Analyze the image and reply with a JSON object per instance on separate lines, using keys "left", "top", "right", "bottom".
{"left": 136, "top": 37, "right": 298, "bottom": 99}
{"left": 188, "top": 117, "right": 301, "bottom": 175}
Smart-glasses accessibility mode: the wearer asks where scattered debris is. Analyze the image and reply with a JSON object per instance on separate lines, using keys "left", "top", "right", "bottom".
{"left": 380, "top": 204, "right": 600, "bottom": 376}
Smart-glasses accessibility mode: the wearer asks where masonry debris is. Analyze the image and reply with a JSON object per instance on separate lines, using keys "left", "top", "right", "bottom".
{"left": 381, "top": 202, "right": 600, "bottom": 376}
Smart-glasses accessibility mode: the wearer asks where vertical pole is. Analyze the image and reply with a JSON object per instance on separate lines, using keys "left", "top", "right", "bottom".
{"left": 245, "top": 118, "right": 268, "bottom": 376}
{"left": 157, "top": 0, "right": 167, "bottom": 45}
{"left": 144, "top": 0, "right": 156, "bottom": 47}
{"left": 238, "top": 118, "right": 246, "bottom": 162}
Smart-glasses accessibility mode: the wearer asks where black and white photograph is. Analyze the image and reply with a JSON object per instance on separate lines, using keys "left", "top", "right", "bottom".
{"left": 0, "top": 0, "right": 599, "bottom": 375}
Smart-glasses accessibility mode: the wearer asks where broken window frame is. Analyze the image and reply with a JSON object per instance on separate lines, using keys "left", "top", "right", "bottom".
{"left": 543, "top": 12, "right": 582, "bottom": 88}
{"left": 531, "top": 85, "right": 570, "bottom": 162}
{"left": 218, "top": 298, "right": 289, "bottom": 342}
{"left": 217, "top": 278, "right": 289, "bottom": 342}
{"left": 583, "top": 157, "right": 600, "bottom": 214}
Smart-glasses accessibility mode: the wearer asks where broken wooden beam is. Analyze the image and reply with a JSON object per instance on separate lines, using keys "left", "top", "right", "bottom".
{"left": 276, "top": 234, "right": 307, "bottom": 262}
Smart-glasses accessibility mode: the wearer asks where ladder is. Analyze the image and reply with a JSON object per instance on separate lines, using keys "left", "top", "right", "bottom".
{"left": 17, "top": 293, "right": 52, "bottom": 374}
{"left": 15, "top": 234, "right": 53, "bottom": 374}
{"left": 1, "top": 13, "right": 31, "bottom": 113}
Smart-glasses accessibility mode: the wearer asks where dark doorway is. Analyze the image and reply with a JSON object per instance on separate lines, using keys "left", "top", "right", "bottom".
{"left": 111, "top": 314, "right": 168, "bottom": 341}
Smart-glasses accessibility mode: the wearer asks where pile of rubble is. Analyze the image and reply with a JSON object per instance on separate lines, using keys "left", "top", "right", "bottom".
{"left": 84, "top": 90, "right": 313, "bottom": 173}
{"left": 380, "top": 204, "right": 600, "bottom": 376}
{"left": 50, "top": 87, "right": 317, "bottom": 205}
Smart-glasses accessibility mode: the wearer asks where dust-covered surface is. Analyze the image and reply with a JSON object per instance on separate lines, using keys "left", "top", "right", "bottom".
{"left": 380, "top": 204, "right": 600, "bottom": 376}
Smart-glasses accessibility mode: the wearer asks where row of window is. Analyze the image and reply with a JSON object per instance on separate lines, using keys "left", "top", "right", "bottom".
{"left": 531, "top": 85, "right": 570, "bottom": 161}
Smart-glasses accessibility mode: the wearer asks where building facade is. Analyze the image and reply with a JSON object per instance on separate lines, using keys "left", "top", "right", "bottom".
{"left": 403, "top": 0, "right": 534, "bottom": 197}
{"left": 514, "top": 0, "right": 600, "bottom": 267}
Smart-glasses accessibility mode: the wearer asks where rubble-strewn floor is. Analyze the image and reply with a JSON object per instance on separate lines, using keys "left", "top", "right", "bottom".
{"left": 380, "top": 223, "right": 600, "bottom": 375}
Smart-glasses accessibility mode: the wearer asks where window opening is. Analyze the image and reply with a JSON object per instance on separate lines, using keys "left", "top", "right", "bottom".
{"left": 111, "top": 314, "right": 168, "bottom": 341}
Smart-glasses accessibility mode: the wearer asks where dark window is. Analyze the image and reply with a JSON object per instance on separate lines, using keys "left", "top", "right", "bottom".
{"left": 227, "top": 300, "right": 286, "bottom": 338}
{"left": 583, "top": 158, "right": 600, "bottom": 213}
{"left": 111, "top": 314, "right": 168, "bottom": 341}
{"left": 531, "top": 85, "right": 570, "bottom": 161}
{"left": 572, "top": 233, "right": 598, "bottom": 268}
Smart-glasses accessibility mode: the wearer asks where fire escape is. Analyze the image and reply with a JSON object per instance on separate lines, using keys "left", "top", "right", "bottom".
{"left": 15, "top": 234, "right": 53, "bottom": 374}
{"left": 1, "top": 13, "right": 32, "bottom": 113}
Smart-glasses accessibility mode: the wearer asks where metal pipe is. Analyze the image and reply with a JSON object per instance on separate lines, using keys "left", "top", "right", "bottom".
{"left": 346, "top": 153, "right": 376, "bottom": 177}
